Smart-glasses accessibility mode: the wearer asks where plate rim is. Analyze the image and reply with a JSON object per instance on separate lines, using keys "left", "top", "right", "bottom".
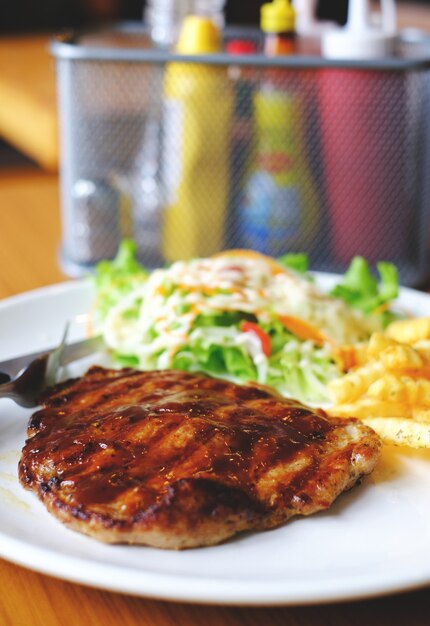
{"left": 1, "top": 275, "right": 430, "bottom": 606}
{"left": 1, "top": 528, "right": 430, "bottom": 606}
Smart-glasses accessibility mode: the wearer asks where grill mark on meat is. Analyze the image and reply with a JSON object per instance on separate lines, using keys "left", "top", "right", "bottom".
{"left": 19, "top": 367, "right": 382, "bottom": 548}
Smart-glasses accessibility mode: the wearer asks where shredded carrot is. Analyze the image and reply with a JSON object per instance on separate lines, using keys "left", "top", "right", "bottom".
{"left": 278, "top": 315, "right": 329, "bottom": 346}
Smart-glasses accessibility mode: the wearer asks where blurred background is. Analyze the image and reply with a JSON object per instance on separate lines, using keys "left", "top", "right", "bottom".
{"left": 0, "top": 0, "right": 427, "bottom": 168}
{"left": 1, "top": 0, "right": 430, "bottom": 296}
{"left": 0, "top": 1, "right": 349, "bottom": 32}
{"left": 0, "top": 0, "right": 349, "bottom": 168}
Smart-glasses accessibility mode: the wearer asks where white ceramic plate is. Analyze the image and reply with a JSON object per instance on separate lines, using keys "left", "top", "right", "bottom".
{"left": 1, "top": 276, "right": 430, "bottom": 606}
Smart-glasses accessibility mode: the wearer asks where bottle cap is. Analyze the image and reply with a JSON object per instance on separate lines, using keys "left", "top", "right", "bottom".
{"left": 261, "top": 0, "right": 295, "bottom": 34}
{"left": 176, "top": 15, "right": 221, "bottom": 54}
{"left": 321, "top": 0, "right": 398, "bottom": 59}
{"left": 225, "top": 39, "right": 258, "bottom": 55}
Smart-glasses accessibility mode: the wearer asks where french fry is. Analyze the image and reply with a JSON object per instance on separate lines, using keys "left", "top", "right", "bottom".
{"left": 360, "top": 417, "right": 430, "bottom": 448}
{"left": 327, "top": 322, "right": 430, "bottom": 449}
{"left": 378, "top": 344, "right": 424, "bottom": 370}
{"left": 330, "top": 398, "right": 413, "bottom": 419}
{"left": 327, "top": 361, "right": 384, "bottom": 404}
{"left": 367, "top": 333, "right": 398, "bottom": 357}
{"left": 412, "top": 340, "right": 430, "bottom": 364}
{"left": 367, "top": 373, "right": 430, "bottom": 404}
{"left": 385, "top": 317, "right": 430, "bottom": 344}
{"left": 411, "top": 406, "right": 430, "bottom": 423}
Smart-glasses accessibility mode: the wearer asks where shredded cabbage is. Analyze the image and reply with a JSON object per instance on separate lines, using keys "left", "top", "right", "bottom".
{"left": 93, "top": 243, "right": 398, "bottom": 404}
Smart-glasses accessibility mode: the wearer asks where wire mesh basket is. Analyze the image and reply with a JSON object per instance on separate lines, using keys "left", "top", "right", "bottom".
{"left": 51, "top": 24, "right": 430, "bottom": 286}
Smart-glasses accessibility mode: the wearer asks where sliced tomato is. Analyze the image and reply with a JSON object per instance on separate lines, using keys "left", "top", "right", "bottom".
{"left": 240, "top": 321, "right": 271, "bottom": 357}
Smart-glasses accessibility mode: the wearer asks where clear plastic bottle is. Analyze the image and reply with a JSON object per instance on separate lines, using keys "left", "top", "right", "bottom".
{"left": 128, "top": 94, "right": 165, "bottom": 268}
{"left": 225, "top": 39, "right": 258, "bottom": 248}
{"left": 145, "top": 0, "right": 226, "bottom": 49}
{"left": 129, "top": 1, "right": 227, "bottom": 267}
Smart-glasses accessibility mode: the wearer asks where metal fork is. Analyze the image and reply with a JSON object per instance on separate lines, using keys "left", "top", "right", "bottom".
{"left": 0, "top": 325, "right": 104, "bottom": 407}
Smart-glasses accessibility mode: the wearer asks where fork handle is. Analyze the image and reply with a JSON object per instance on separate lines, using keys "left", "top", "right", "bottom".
{"left": 0, "top": 379, "right": 22, "bottom": 404}
{"left": 0, "top": 355, "right": 49, "bottom": 408}
{"left": 0, "top": 372, "right": 11, "bottom": 385}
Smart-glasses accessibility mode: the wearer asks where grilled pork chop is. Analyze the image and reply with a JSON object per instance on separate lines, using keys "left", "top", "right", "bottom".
{"left": 19, "top": 367, "right": 381, "bottom": 549}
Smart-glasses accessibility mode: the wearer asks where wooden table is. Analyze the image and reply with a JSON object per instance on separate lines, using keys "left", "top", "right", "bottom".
{"left": 0, "top": 36, "right": 58, "bottom": 171}
{"left": 1, "top": 165, "right": 430, "bottom": 625}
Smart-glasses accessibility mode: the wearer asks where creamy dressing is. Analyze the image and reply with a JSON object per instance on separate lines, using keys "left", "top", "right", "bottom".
{"left": 99, "top": 253, "right": 381, "bottom": 401}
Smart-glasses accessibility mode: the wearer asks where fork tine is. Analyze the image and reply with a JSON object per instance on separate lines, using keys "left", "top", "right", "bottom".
{"left": 44, "top": 322, "right": 70, "bottom": 388}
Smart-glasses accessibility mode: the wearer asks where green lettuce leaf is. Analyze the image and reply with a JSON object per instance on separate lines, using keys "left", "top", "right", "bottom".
{"left": 329, "top": 256, "right": 399, "bottom": 325}
{"left": 93, "top": 240, "right": 148, "bottom": 320}
{"left": 277, "top": 253, "right": 309, "bottom": 275}
{"left": 173, "top": 342, "right": 257, "bottom": 381}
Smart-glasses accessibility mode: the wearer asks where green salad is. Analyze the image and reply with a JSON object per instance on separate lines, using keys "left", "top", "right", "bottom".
{"left": 93, "top": 241, "right": 399, "bottom": 404}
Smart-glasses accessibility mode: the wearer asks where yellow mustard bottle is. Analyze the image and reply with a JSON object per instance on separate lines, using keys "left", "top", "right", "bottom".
{"left": 162, "top": 16, "right": 233, "bottom": 261}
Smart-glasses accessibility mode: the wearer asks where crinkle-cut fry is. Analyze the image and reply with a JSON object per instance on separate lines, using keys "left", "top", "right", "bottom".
{"left": 412, "top": 340, "right": 430, "bottom": 364}
{"left": 327, "top": 361, "right": 384, "bottom": 404}
{"left": 327, "top": 322, "right": 430, "bottom": 449}
{"left": 367, "top": 333, "right": 399, "bottom": 357}
{"left": 328, "top": 398, "right": 413, "bottom": 419}
{"left": 329, "top": 400, "right": 430, "bottom": 422}
{"left": 411, "top": 406, "right": 430, "bottom": 422}
{"left": 360, "top": 417, "right": 430, "bottom": 448}
{"left": 386, "top": 317, "right": 430, "bottom": 344}
{"left": 368, "top": 373, "right": 430, "bottom": 404}
{"left": 379, "top": 344, "right": 424, "bottom": 370}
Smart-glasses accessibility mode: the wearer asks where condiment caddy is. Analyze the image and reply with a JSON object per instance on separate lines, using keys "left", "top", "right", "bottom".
{"left": 51, "top": 1, "right": 430, "bottom": 287}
